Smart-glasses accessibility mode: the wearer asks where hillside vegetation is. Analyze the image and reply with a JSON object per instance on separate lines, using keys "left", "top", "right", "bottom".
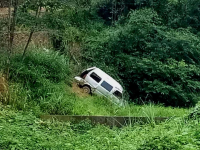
{"left": 1, "top": 0, "right": 200, "bottom": 149}
{"left": 15, "top": 0, "right": 200, "bottom": 107}
{"left": 0, "top": 50, "right": 187, "bottom": 117}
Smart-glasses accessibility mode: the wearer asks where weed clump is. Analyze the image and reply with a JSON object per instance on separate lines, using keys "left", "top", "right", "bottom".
{"left": 8, "top": 50, "right": 73, "bottom": 114}
{"left": 189, "top": 103, "right": 200, "bottom": 119}
{"left": 10, "top": 50, "right": 69, "bottom": 85}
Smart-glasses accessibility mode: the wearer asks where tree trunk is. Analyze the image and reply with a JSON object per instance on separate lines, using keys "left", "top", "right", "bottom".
{"left": 22, "top": 6, "right": 41, "bottom": 58}
{"left": 9, "top": 0, "right": 18, "bottom": 51}
{"left": 6, "top": 0, "right": 18, "bottom": 79}
{"left": 6, "top": 0, "right": 12, "bottom": 80}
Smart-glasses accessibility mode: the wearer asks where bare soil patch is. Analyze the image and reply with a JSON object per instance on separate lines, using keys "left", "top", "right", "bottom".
{"left": 0, "top": 8, "right": 13, "bottom": 18}
{"left": 13, "top": 31, "right": 51, "bottom": 48}
{"left": 71, "top": 82, "right": 89, "bottom": 97}
{"left": 0, "top": 31, "right": 51, "bottom": 50}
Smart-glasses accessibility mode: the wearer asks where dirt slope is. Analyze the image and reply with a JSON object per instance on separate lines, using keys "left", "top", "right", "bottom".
{"left": 71, "top": 82, "right": 89, "bottom": 97}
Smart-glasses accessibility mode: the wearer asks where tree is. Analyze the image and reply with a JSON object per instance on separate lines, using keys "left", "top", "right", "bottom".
{"left": 7, "top": 0, "right": 18, "bottom": 79}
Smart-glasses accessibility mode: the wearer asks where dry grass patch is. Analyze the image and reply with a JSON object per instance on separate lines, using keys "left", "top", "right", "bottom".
{"left": 0, "top": 75, "right": 7, "bottom": 93}
{"left": 0, "top": 75, "right": 8, "bottom": 102}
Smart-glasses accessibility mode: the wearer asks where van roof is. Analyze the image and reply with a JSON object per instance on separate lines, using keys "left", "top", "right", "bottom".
{"left": 93, "top": 68, "right": 123, "bottom": 92}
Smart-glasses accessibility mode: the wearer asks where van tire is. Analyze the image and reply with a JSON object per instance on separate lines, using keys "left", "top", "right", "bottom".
{"left": 82, "top": 85, "right": 91, "bottom": 94}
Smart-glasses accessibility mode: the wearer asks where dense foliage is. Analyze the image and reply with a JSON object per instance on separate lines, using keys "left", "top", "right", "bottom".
{"left": 84, "top": 8, "right": 200, "bottom": 107}
{"left": 2, "top": 1, "right": 200, "bottom": 149}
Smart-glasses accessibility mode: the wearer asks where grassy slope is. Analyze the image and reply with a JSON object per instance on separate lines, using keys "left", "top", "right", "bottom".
{"left": 8, "top": 81, "right": 189, "bottom": 117}
{"left": 5, "top": 50, "right": 188, "bottom": 117}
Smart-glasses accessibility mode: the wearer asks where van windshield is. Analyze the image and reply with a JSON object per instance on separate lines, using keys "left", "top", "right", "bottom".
{"left": 113, "top": 90, "right": 122, "bottom": 99}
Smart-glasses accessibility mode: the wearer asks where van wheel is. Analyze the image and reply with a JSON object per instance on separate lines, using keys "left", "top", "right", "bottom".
{"left": 82, "top": 85, "right": 91, "bottom": 94}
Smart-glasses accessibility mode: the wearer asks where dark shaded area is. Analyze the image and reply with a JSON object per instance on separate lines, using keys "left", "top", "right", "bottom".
{"left": 0, "top": 0, "right": 9, "bottom": 7}
{"left": 97, "top": 0, "right": 150, "bottom": 25}
{"left": 0, "top": 0, "right": 24, "bottom": 7}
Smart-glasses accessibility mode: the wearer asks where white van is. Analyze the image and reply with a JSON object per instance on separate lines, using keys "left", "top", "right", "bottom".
{"left": 74, "top": 67, "right": 123, "bottom": 105}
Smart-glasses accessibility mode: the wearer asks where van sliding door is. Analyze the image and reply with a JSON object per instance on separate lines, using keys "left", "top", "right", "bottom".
{"left": 97, "top": 80, "right": 113, "bottom": 97}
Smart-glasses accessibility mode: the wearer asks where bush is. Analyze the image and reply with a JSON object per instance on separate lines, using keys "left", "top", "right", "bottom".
{"left": 0, "top": 107, "right": 198, "bottom": 150}
{"left": 138, "top": 135, "right": 182, "bottom": 150}
{"left": 121, "top": 58, "right": 200, "bottom": 107}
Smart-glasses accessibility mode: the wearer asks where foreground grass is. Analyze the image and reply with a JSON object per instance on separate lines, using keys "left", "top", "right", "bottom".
{"left": 0, "top": 103, "right": 199, "bottom": 150}
{"left": 72, "top": 90, "right": 188, "bottom": 117}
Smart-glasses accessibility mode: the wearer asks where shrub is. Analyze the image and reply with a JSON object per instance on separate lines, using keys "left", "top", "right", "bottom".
{"left": 120, "top": 58, "right": 200, "bottom": 107}
{"left": 138, "top": 135, "right": 182, "bottom": 150}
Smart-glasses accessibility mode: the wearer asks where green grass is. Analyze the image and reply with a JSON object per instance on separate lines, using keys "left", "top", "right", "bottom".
{"left": 0, "top": 48, "right": 198, "bottom": 150}
{"left": 6, "top": 81, "right": 188, "bottom": 117}
{"left": 0, "top": 103, "right": 199, "bottom": 150}
{"left": 72, "top": 93, "right": 188, "bottom": 117}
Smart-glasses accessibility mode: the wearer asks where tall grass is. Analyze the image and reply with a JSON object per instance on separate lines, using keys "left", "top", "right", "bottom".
{"left": 5, "top": 49, "right": 71, "bottom": 115}
{"left": 0, "top": 49, "right": 195, "bottom": 150}
{"left": 73, "top": 96, "right": 188, "bottom": 117}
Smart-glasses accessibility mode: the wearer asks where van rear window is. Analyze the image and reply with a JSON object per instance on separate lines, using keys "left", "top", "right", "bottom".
{"left": 90, "top": 72, "right": 101, "bottom": 83}
{"left": 101, "top": 81, "right": 113, "bottom": 92}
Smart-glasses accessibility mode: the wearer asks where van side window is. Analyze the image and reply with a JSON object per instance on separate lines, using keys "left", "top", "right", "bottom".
{"left": 101, "top": 81, "right": 113, "bottom": 92}
{"left": 90, "top": 72, "right": 101, "bottom": 83}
